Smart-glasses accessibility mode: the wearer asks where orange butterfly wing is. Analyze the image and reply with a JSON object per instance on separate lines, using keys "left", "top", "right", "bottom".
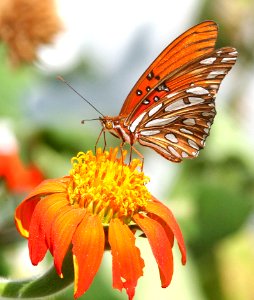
{"left": 120, "top": 21, "right": 218, "bottom": 122}
{"left": 135, "top": 47, "right": 237, "bottom": 162}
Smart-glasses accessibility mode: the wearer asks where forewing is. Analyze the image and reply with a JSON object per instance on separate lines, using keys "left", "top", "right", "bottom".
{"left": 133, "top": 47, "right": 238, "bottom": 162}
{"left": 120, "top": 21, "right": 218, "bottom": 121}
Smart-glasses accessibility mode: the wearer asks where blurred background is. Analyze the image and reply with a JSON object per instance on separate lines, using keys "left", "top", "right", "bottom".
{"left": 0, "top": 0, "right": 254, "bottom": 299}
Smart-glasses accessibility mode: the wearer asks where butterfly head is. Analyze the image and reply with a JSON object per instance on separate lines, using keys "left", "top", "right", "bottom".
{"left": 100, "top": 116, "right": 131, "bottom": 143}
{"left": 100, "top": 115, "right": 126, "bottom": 129}
{"left": 101, "top": 118, "right": 114, "bottom": 130}
{"left": 99, "top": 116, "right": 120, "bottom": 139}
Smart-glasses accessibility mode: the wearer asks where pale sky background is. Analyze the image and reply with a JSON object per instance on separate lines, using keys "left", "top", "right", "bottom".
{"left": 38, "top": 0, "right": 198, "bottom": 73}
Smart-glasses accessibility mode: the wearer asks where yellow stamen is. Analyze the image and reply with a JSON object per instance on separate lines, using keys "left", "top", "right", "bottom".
{"left": 67, "top": 148, "right": 151, "bottom": 223}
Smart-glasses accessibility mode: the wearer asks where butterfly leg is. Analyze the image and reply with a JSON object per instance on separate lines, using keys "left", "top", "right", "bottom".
{"left": 95, "top": 128, "right": 104, "bottom": 153}
{"left": 119, "top": 142, "right": 125, "bottom": 166}
{"left": 102, "top": 131, "right": 106, "bottom": 151}
{"left": 130, "top": 145, "right": 144, "bottom": 171}
{"left": 129, "top": 146, "right": 133, "bottom": 162}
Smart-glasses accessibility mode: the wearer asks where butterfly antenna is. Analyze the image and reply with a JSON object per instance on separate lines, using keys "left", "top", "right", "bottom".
{"left": 57, "top": 75, "right": 104, "bottom": 117}
{"left": 81, "top": 118, "right": 101, "bottom": 124}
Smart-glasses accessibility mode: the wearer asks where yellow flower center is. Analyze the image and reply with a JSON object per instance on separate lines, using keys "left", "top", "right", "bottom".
{"left": 67, "top": 148, "right": 151, "bottom": 224}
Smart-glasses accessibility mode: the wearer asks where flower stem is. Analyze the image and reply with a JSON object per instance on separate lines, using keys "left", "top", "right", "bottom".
{"left": 0, "top": 252, "right": 74, "bottom": 298}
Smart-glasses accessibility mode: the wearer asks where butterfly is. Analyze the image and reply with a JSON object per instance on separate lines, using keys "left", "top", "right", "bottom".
{"left": 98, "top": 21, "right": 237, "bottom": 162}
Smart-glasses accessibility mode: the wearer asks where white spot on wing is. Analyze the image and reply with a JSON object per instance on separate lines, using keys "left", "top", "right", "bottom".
{"left": 165, "top": 133, "right": 178, "bottom": 143}
{"left": 140, "top": 130, "right": 160, "bottom": 136}
{"left": 188, "top": 139, "right": 199, "bottom": 150}
{"left": 229, "top": 51, "right": 237, "bottom": 55}
{"left": 165, "top": 99, "right": 185, "bottom": 111}
{"left": 145, "top": 116, "right": 178, "bottom": 127}
{"left": 166, "top": 92, "right": 178, "bottom": 99}
{"left": 201, "top": 140, "right": 206, "bottom": 146}
{"left": 202, "top": 112, "right": 214, "bottom": 117}
{"left": 183, "top": 118, "right": 195, "bottom": 125}
{"left": 192, "top": 151, "right": 199, "bottom": 157}
{"left": 210, "top": 84, "right": 219, "bottom": 89}
{"left": 168, "top": 146, "right": 181, "bottom": 158}
{"left": 187, "top": 87, "right": 209, "bottom": 95}
{"left": 207, "top": 70, "right": 226, "bottom": 79}
{"left": 148, "top": 103, "right": 162, "bottom": 117}
{"left": 182, "top": 151, "right": 189, "bottom": 158}
{"left": 221, "top": 57, "right": 237, "bottom": 62}
{"left": 204, "top": 128, "right": 209, "bottom": 134}
{"left": 179, "top": 128, "right": 193, "bottom": 135}
{"left": 200, "top": 57, "right": 216, "bottom": 65}
{"left": 188, "top": 97, "right": 205, "bottom": 104}
{"left": 129, "top": 112, "right": 146, "bottom": 133}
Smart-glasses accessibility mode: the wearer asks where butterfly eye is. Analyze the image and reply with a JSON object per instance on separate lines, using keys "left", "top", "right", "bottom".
{"left": 105, "top": 121, "right": 114, "bottom": 129}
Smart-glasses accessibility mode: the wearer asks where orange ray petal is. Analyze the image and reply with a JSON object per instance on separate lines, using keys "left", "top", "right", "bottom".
{"left": 151, "top": 213, "right": 175, "bottom": 247}
{"left": 23, "top": 177, "right": 68, "bottom": 201}
{"left": 43, "top": 203, "right": 71, "bottom": 256}
{"left": 14, "top": 178, "right": 67, "bottom": 237}
{"left": 134, "top": 214, "right": 173, "bottom": 287}
{"left": 108, "top": 218, "right": 145, "bottom": 300}
{"left": 15, "top": 196, "right": 40, "bottom": 238}
{"left": 72, "top": 214, "right": 105, "bottom": 299}
{"left": 50, "top": 207, "right": 87, "bottom": 277}
{"left": 146, "top": 197, "right": 186, "bottom": 264}
{"left": 28, "top": 193, "right": 68, "bottom": 265}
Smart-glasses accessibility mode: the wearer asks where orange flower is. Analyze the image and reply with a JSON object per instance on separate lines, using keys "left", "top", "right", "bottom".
{"left": 15, "top": 148, "right": 186, "bottom": 299}
{"left": 0, "top": 123, "right": 43, "bottom": 192}
{"left": 0, "top": 0, "right": 62, "bottom": 65}
{"left": 0, "top": 151, "right": 43, "bottom": 193}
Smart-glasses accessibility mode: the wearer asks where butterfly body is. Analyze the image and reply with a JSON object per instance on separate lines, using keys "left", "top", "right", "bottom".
{"left": 100, "top": 21, "right": 237, "bottom": 162}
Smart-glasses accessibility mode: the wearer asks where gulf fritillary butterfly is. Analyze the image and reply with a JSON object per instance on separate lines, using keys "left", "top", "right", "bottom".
{"left": 97, "top": 20, "right": 237, "bottom": 163}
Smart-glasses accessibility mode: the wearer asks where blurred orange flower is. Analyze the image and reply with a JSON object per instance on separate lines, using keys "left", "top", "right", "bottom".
{"left": 15, "top": 148, "right": 186, "bottom": 299}
{"left": 0, "top": 0, "right": 62, "bottom": 65}
{"left": 0, "top": 151, "right": 43, "bottom": 193}
{"left": 0, "top": 123, "right": 43, "bottom": 192}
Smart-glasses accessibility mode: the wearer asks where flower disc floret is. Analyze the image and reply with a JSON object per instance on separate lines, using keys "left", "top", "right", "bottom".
{"left": 67, "top": 148, "right": 151, "bottom": 222}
